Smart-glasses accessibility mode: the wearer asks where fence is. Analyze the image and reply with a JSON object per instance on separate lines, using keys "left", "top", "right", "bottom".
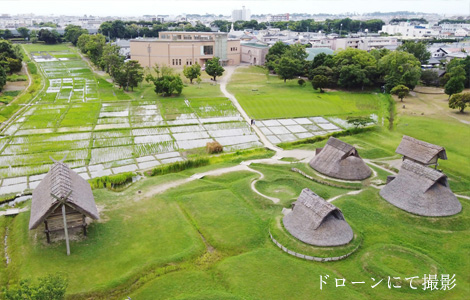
{"left": 269, "top": 231, "right": 361, "bottom": 262}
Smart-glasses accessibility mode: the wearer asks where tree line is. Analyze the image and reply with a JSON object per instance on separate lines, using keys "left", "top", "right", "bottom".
{"left": 266, "top": 41, "right": 423, "bottom": 93}
{"left": 98, "top": 20, "right": 211, "bottom": 40}
{"left": 212, "top": 18, "right": 385, "bottom": 34}
{"left": 0, "top": 40, "right": 23, "bottom": 92}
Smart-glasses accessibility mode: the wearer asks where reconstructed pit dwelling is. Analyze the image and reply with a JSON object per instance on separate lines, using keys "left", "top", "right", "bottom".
{"left": 309, "top": 137, "right": 371, "bottom": 181}
{"left": 283, "top": 188, "right": 353, "bottom": 247}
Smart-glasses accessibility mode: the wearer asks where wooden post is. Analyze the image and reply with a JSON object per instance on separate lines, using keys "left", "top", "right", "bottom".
{"left": 44, "top": 220, "right": 50, "bottom": 244}
{"left": 83, "top": 215, "right": 87, "bottom": 237}
{"left": 61, "top": 204, "right": 70, "bottom": 256}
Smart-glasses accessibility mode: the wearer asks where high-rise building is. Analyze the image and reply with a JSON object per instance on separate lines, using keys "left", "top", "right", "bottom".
{"left": 232, "top": 6, "right": 251, "bottom": 21}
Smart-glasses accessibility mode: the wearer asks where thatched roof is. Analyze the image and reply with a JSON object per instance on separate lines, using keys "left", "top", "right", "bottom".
{"left": 29, "top": 162, "right": 99, "bottom": 230}
{"left": 396, "top": 135, "right": 447, "bottom": 165}
{"left": 283, "top": 188, "right": 353, "bottom": 247}
{"left": 309, "top": 137, "right": 371, "bottom": 180}
{"left": 380, "top": 159, "right": 461, "bottom": 217}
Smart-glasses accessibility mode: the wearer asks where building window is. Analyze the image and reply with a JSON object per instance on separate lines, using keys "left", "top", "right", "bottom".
{"left": 179, "top": 59, "right": 182, "bottom": 65}
{"left": 203, "top": 45, "right": 213, "bottom": 55}
{"left": 172, "top": 59, "right": 175, "bottom": 65}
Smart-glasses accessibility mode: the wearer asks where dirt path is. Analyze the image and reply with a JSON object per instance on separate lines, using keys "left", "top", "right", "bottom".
{"left": 141, "top": 162, "right": 280, "bottom": 203}
{"left": 0, "top": 48, "right": 45, "bottom": 134}
{"left": 77, "top": 51, "right": 113, "bottom": 83}
{"left": 219, "top": 66, "right": 281, "bottom": 152}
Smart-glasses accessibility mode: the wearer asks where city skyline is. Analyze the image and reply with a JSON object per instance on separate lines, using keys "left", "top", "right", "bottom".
{"left": 0, "top": 0, "right": 468, "bottom": 17}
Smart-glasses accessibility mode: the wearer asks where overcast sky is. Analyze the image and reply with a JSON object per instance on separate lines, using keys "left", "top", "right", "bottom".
{"left": 1, "top": 0, "right": 468, "bottom": 16}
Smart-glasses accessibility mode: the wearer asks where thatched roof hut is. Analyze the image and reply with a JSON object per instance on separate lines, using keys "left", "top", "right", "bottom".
{"left": 396, "top": 135, "right": 447, "bottom": 166}
{"left": 29, "top": 161, "right": 99, "bottom": 243}
{"left": 380, "top": 159, "right": 461, "bottom": 217}
{"left": 283, "top": 188, "right": 353, "bottom": 247}
{"left": 309, "top": 137, "right": 371, "bottom": 180}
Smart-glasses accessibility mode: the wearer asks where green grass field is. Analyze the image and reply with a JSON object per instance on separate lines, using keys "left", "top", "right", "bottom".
{"left": 2, "top": 159, "right": 468, "bottom": 299}
{"left": 1, "top": 55, "right": 469, "bottom": 300}
{"left": 227, "top": 67, "right": 388, "bottom": 119}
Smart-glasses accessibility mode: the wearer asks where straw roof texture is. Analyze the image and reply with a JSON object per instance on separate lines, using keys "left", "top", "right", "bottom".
{"left": 283, "top": 188, "right": 353, "bottom": 247}
{"left": 309, "top": 137, "right": 371, "bottom": 180}
{"left": 29, "top": 162, "right": 99, "bottom": 230}
{"left": 380, "top": 159, "right": 461, "bottom": 217}
{"left": 396, "top": 135, "right": 447, "bottom": 165}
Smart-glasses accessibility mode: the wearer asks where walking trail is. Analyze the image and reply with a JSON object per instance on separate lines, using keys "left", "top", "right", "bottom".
{"left": 141, "top": 66, "right": 366, "bottom": 203}
{"left": 0, "top": 53, "right": 36, "bottom": 133}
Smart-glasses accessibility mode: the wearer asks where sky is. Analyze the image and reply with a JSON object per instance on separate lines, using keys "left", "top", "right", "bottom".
{"left": 0, "top": 0, "right": 469, "bottom": 17}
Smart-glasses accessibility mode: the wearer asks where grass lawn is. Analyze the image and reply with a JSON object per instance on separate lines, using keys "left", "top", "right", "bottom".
{"left": 227, "top": 66, "right": 388, "bottom": 119}
{"left": 1, "top": 56, "right": 469, "bottom": 300}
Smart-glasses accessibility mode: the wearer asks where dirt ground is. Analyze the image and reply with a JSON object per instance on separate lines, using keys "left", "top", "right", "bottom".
{"left": 2, "top": 64, "right": 28, "bottom": 92}
{"left": 395, "top": 86, "right": 470, "bottom": 124}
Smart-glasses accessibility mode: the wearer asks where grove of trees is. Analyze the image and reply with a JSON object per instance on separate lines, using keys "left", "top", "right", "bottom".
{"left": 0, "top": 40, "right": 24, "bottom": 91}
{"left": 266, "top": 41, "right": 422, "bottom": 93}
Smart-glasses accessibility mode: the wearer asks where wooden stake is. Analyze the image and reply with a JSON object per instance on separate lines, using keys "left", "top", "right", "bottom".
{"left": 62, "top": 204, "right": 70, "bottom": 256}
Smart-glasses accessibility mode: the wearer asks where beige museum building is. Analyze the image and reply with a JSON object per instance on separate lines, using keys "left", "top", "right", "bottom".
{"left": 130, "top": 31, "right": 241, "bottom": 68}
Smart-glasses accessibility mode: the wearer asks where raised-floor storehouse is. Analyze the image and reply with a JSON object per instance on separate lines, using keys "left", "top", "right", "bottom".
{"left": 130, "top": 31, "right": 240, "bottom": 68}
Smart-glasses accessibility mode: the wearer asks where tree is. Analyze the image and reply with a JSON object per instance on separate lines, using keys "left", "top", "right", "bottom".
{"left": 3, "top": 274, "right": 68, "bottom": 300}
{"left": 77, "top": 34, "right": 106, "bottom": 65}
{"left": 113, "top": 60, "right": 144, "bottom": 91}
{"left": 183, "top": 63, "right": 201, "bottom": 84}
{"left": 275, "top": 56, "right": 300, "bottom": 83}
{"left": 205, "top": 57, "right": 224, "bottom": 81}
{"left": 445, "top": 76, "right": 465, "bottom": 99}
{"left": 64, "top": 25, "right": 88, "bottom": 46}
{"left": 148, "top": 75, "right": 183, "bottom": 96}
{"left": 397, "top": 41, "right": 431, "bottom": 64}
{"left": 0, "top": 40, "right": 23, "bottom": 75}
{"left": 449, "top": 92, "right": 470, "bottom": 113}
{"left": 333, "top": 48, "right": 377, "bottom": 89}
{"left": 390, "top": 85, "right": 410, "bottom": 102}
{"left": 379, "top": 51, "right": 421, "bottom": 92}
{"left": 421, "top": 69, "right": 439, "bottom": 86}
{"left": 0, "top": 65, "right": 6, "bottom": 92}
{"left": 146, "top": 64, "right": 183, "bottom": 96}
{"left": 309, "top": 65, "right": 334, "bottom": 84}
{"left": 100, "top": 44, "right": 124, "bottom": 76}
{"left": 17, "top": 27, "right": 30, "bottom": 39}
{"left": 265, "top": 41, "right": 290, "bottom": 71}
{"left": 312, "top": 75, "right": 328, "bottom": 93}
{"left": 37, "top": 29, "right": 61, "bottom": 44}
{"left": 6, "top": 57, "right": 22, "bottom": 74}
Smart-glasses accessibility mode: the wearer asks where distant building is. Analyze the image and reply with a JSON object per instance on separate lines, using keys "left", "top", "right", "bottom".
{"left": 305, "top": 48, "right": 334, "bottom": 61}
{"left": 240, "top": 42, "right": 269, "bottom": 65}
{"left": 270, "top": 13, "right": 290, "bottom": 22}
{"left": 112, "top": 39, "right": 131, "bottom": 58}
{"left": 130, "top": 31, "right": 240, "bottom": 68}
{"left": 309, "top": 36, "right": 399, "bottom": 51}
{"left": 380, "top": 22, "right": 439, "bottom": 38}
{"left": 232, "top": 6, "right": 251, "bottom": 21}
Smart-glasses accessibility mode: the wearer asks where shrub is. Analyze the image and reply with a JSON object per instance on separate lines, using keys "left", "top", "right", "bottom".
{"left": 297, "top": 78, "right": 306, "bottom": 86}
{"left": 89, "top": 172, "right": 135, "bottom": 190}
{"left": 27, "top": 62, "right": 37, "bottom": 75}
{"left": 206, "top": 141, "right": 223, "bottom": 154}
{"left": 149, "top": 158, "right": 209, "bottom": 176}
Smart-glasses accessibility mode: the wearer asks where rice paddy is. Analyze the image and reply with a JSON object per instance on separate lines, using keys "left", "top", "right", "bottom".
{"left": 0, "top": 46, "right": 263, "bottom": 194}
